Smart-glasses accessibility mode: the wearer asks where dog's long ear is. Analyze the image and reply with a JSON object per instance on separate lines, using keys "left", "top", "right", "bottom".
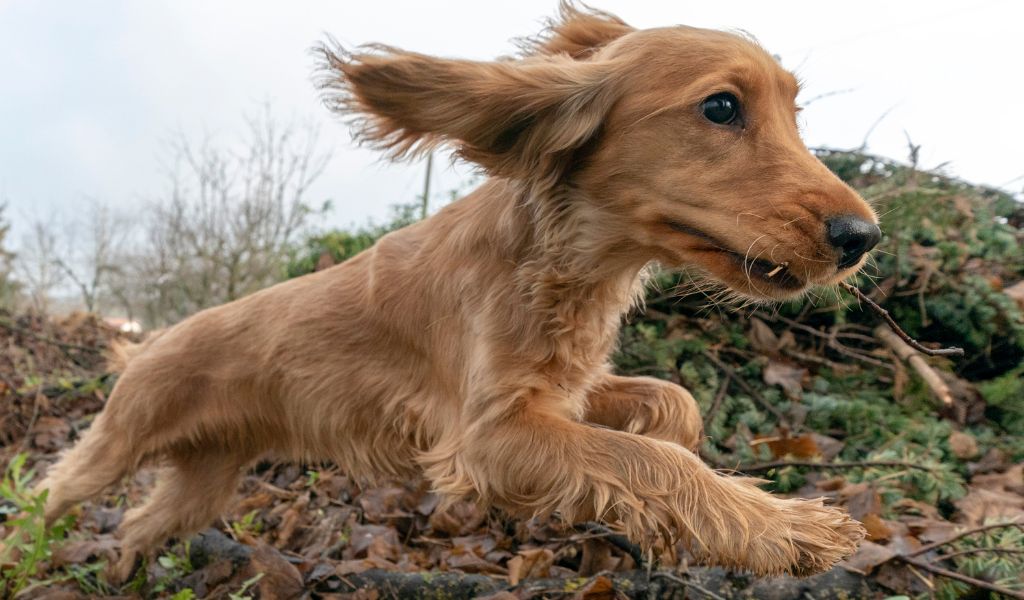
{"left": 517, "top": 2, "right": 634, "bottom": 59}
{"left": 317, "top": 44, "right": 619, "bottom": 183}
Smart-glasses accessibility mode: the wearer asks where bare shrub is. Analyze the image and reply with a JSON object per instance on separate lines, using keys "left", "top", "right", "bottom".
{"left": 136, "top": 108, "right": 331, "bottom": 325}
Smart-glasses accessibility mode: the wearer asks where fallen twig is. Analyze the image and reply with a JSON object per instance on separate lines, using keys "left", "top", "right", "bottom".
{"left": 650, "top": 571, "right": 728, "bottom": 600}
{"left": 908, "top": 521, "right": 1024, "bottom": 558}
{"left": 935, "top": 547, "right": 1024, "bottom": 562}
{"left": 702, "top": 351, "right": 789, "bottom": 426}
{"left": 897, "top": 554, "right": 1024, "bottom": 599}
{"left": 874, "top": 325, "right": 954, "bottom": 407}
{"left": 731, "top": 460, "right": 936, "bottom": 474}
{"left": 782, "top": 347, "right": 858, "bottom": 373}
{"left": 827, "top": 330, "right": 893, "bottom": 369}
{"left": 702, "top": 379, "right": 730, "bottom": 428}
{"left": 574, "top": 522, "right": 647, "bottom": 569}
{"left": 753, "top": 311, "right": 891, "bottom": 369}
{"left": 839, "top": 282, "right": 964, "bottom": 357}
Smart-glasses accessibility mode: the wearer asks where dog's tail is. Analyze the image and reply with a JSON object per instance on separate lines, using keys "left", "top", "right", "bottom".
{"left": 105, "top": 328, "right": 167, "bottom": 373}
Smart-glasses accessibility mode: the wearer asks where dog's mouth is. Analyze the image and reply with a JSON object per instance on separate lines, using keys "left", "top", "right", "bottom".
{"left": 728, "top": 254, "right": 803, "bottom": 290}
{"left": 665, "top": 220, "right": 806, "bottom": 293}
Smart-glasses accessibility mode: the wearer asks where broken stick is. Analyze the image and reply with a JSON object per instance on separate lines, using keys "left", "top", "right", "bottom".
{"left": 839, "top": 282, "right": 964, "bottom": 357}
{"left": 874, "top": 324, "right": 954, "bottom": 407}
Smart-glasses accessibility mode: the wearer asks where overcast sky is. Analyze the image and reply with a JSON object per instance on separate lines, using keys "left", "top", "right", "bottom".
{"left": 1, "top": 0, "right": 1021, "bottom": 240}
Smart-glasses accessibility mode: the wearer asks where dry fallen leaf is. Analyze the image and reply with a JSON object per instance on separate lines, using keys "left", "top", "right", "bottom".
{"left": 187, "top": 558, "right": 236, "bottom": 595}
{"left": 246, "top": 544, "right": 304, "bottom": 600}
{"left": 841, "top": 482, "right": 883, "bottom": 522}
{"left": 873, "top": 561, "right": 931, "bottom": 596}
{"left": 335, "top": 559, "right": 374, "bottom": 576}
{"left": 428, "top": 500, "right": 486, "bottom": 537}
{"left": 948, "top": 431, "right": 979, "bottom": 459}
{"left": 840, "top": 540, "right": 896, "bottom": 574}
{"left": 574, "top": 574, "right": 616, "bottom": 600}
{"left": 860, "top": 514, "right": 892, "bottom": 542}
{"left": 358, "top": 486, "right": 410, "bottom": 522}
{"left": 955, "top": 465, "right": 1024, "bottom": 525}
{"left": 972, "top": 464, "right": 1024, "bottom": 493}
{"left": 886, "top": 531, "right": 922, "bottom": 556}
{"left": 578, "top": 538, "right": 620, "bottom": 576}
{"left": 893, "top": 498, "right": 943, "bottom": 521}
{"left": 451, "top": 533, "right": 497, "bottom": 557}
{"left": 31, "top": 416, "right": 71, "bottom": 451}
{"left": 748, "top": 318, "right": 783, "bottom": 354}
{"left": 235, "top": 491, "right": 275, "bottom": 514}
{"left": 507, "top": 547, "right": 555, "bottom": 586}
{"left": 752, "top": 432, "right": 820, "bottom": 460}
{"left": 348, "top": 524, "right": 401, "bottom": 561}
{"left": 445, "top": 551, "right": 508, "bottom": 575}
{"left": 956, "top": 488, "right": 1024, "bottom": 525}
{"left": 1005, "top": 279, "right": 1024, "bottom": 308}
{"left": 275, "top": 493, "right": 310, "bottom": 546}
{"left": 969, "top": 447, "right": 1009, "bottom": 475}
{"left": 763, "top": 361, "right": 807, "bottom": 400}
{"left": 810, "top": 433, "right": 844, "bottom": 460}
{"left": 51, "top": 535, "right": 120, "bottom": 568}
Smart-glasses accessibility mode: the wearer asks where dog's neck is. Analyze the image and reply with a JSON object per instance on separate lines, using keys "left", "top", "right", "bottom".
{"left": 474, "top": 178, "right": 649, "bottom": 393}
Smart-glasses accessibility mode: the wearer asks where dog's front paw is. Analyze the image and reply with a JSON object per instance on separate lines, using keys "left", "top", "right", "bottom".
{"left": 752, "top": 498, "right": 865, "bottom": 577}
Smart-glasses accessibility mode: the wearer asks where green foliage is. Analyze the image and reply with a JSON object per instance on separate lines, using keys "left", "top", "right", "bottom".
{"left": 852, "top": 450, "right": 965, "bottom": 507}
{"left": 287, "top": 203, "right": 420, "bottom": 277}
{"left": 933, "top": 523, "right": 1024, "bottom": 600}
{"left": 229, "top": 573, "right": 265, "bottom": 600}
{"left": 0, "top": 454, "right": 74, "bottom": 597}
{"left": 231, "top": 509, "right": 263, "bottom": 537}
{"left": 61, "top": 561, "right": 113, "bottom": 597}
{"left": 614, "top": 322, "right": 689, "bottom": 380}
{"left": 815, "top": 149, "right": 1024, "bottom": 378}
{"left": 978, "top": 365, "right": 1024, "bottom": 437}
{"left": 153, "top": 541, "right": 194, "bottom": 593}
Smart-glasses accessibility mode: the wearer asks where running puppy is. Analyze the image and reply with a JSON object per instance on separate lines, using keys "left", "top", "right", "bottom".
{"left": 41, "top": 4, "right": 877, "bottom": 579}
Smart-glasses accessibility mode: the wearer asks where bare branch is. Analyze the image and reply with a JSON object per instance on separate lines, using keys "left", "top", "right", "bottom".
{"left": 840, "top": 282, "right": 964, "bottom": 357}
{"left": 137, "top": 107, "right": 332, "bottom": 325}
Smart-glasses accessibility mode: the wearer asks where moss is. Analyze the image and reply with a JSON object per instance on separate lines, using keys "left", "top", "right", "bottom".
{"left": 562, "top": 577, "right": 588, "bottom": 592}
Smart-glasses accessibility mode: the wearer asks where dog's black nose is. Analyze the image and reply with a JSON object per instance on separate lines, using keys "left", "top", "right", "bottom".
{"left": 826, "top": 215, "right": 881, "bottom": 269}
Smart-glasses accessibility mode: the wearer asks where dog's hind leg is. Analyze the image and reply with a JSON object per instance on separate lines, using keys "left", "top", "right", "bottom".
{"left": 38, "top": 413, "right": 138, "bottom": 524}
{"left": 112, "top": 450, "right": 250, "bottom": 582}
{"left": 585, "top": 374, "right": 703, "bottom": 450}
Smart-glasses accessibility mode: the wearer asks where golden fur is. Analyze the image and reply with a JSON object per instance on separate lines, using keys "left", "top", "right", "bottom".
{"left": 39, "top": 4, "right": 873, "bottom": 579}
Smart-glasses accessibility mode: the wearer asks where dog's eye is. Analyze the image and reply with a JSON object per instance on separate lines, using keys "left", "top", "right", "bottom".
{"left": 701, "top": 93, "right": 741, "bottom": 126}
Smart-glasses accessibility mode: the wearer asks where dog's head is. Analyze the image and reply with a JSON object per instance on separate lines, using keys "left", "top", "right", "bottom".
{"left": 319, "top": 4, "right": 879, "bottom": 301}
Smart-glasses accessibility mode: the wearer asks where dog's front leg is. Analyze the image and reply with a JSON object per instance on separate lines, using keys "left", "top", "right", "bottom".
{"left": 585, "top": 374, "right": 702, "bottom": 450}
{"left": 425, "top": 396, "right": 863, "bottom": 577}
